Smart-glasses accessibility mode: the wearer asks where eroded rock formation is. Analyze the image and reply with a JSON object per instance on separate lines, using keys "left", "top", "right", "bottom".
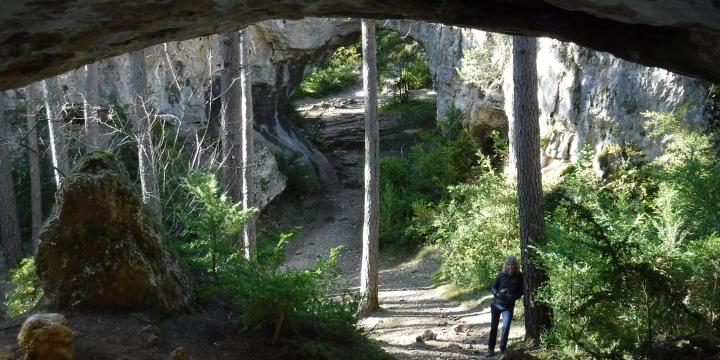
{"left": 35, "top": 152, "right": 192, "bottom": 312}
{"left": 1, "top": 0, "right": 720, "bottom": 91}
{"left": 381, "top": 21, "right": 711, "bottom": 172}
{"left": 4, "top": 17, "right": 713, "bottom": 184}
{"left": 17, "top": 313, "right": 74, "bottom": 360}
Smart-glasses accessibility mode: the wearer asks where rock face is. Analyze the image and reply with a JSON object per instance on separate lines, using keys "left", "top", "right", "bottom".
{"left": 1, "top": 0, "right": 720, "bottom": 91}
{"left": 253, "top": 146, "right": 286, "bottom": 207}
{"left": 6, "top": 20, "right": 358, "bottom": 186}
{"left": 379, "top": 21, "right": 711, "bottom": 172}
{"left": 5, "top": 38, "right": 288, "bottom": 209}
{"left": 35, "top": 152, "right": 192, "bottom": 312}
{"left": 17, "top": 313, "right": 74, "bottom": 360}
{"left": 5, "top": 17, "right": 713, "bottom": 184}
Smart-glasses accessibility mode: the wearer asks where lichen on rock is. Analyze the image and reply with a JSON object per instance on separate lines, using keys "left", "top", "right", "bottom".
{"left": 17, "top": 313, "right": 74, "bottom": 360}
{"left": 35, "top": 152, "right": 191, "bottom": 312}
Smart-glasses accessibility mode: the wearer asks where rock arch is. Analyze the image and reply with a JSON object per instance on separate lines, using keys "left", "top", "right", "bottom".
{"left": 1, "top": 0, "right": 720, "bottom": 91}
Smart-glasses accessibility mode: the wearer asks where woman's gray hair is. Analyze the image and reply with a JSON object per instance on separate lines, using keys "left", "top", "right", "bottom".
{"left": 502, "top": 256, "right": 519, "bottom": 274}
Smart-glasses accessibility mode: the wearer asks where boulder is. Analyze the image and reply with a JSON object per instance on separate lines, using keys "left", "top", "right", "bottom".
{"left": 169, "top": 347, "right": 192, "bottom": 360}
{"left": 419, "top": 329, "right": 436, "bottom": 341}
{"left": 35, "top": 152, "right": 192, "bottom": 312}
{"left": 17, "top": 313, "right": 74, "bottom": 360}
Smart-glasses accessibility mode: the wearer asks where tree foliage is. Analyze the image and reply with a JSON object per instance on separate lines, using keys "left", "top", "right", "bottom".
{"left": 538, "top": 111, "right": 720, "bottom": 358}
{"left": 423, "top": 155, "right": 519, "bottom": 288}
{"left": 4, "top": 257, "right": 43, "bottom": 316}
{"left": 457, "top": 33, "right": 510, "bottom": 92}
{"left": 379, "top": 130, "right": 479, "bottom": 249}
{"left": 177, "top": 171, "right": 257, "bottom": 277}
{"left": 296, "top": 45, "right": 361, "bottom": 98}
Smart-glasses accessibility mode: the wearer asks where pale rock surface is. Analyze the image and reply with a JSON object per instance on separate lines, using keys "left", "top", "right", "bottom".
{"left": 381, "top": 20, "right": 711, "bottom": 173}
{"left": 6, "top": 17, "right": 714, "bottom": 186}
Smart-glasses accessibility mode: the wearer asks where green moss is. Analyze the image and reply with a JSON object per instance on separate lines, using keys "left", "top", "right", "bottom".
{"left": 69, "top": 151, "right": 129, "bottom": 181}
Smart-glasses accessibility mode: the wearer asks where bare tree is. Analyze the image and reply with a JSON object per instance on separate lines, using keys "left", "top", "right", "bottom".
{"left": 0, "top": 92, "right": 23, "bottom": 267}
{"left": 359, "top": 19, "right": 380, "bottom": 315}
{"left": 42, "top": 77, "right": 70, "bottom": 186}
{"left": 219, "top": 31, "right": 242, "bottom": 202}
{"left": 25, "top": 84, "right": 43, "bottom": 240}
{"left": 129, "top": 49, "right": 161, "bottom": 214}
{"left": 239, "top": 29, "right": 256, "bottom": 260}
{"left": 510, "top": 35, "right": 551, "bottom": 341}
{"left": 84, "top": 61, "right": 102, "bottom": 152}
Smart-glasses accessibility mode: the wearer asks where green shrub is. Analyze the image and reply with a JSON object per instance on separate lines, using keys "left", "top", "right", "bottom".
{"left": 401, "top": 57, "right": 433, "bottom": 90}
{"left": 173, "top": 172, "right": 383, "bottom": 355}
{"left": 4, "top": 257, "right": 43, "bottom": 317}
{"left": 380, "top": 98, "right": 436, "bottom": 128}
{"left": 295, "top": 30, "right": 431, "bottom": 103}
{"left": 176, "top": 171, "right": 258, "bottom": 278}
{"left": 412, "top": 108, "right": 720, "bottom": 357}
{"left": 275, "top": 152, "right": 322, "bottom": 194}
{"left": 379, "top": 130, "right": 479, "bottom": 249}
{"left": 296, "top": 45, "right": 361, "bottom": 98}
{"left": 377, "top": 30, "right": 432, "bottom": 103}
{"left": 424, "top": 156, "right": 519, "bottom": 288}
{"left": 233, "top": 247, "right": 359, "bottom": 342}
{"left": 538, "top": 128, "right": 720, "bottom": 358}
{"left": 439, "top": 104, "right": 464, "bottom": 139}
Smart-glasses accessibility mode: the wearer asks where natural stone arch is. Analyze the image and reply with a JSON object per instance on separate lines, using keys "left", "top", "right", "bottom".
{"left": 264, "top": 20, "right": 440, "bottom": 182}
{"left": 1, "top": 0, "right": 720, "bottom": 91}
{"left": 282, "top": 20, "right": 439, "bottom": 102}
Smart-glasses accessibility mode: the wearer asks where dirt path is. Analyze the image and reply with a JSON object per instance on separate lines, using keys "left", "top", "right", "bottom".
{"left": 283, "top": 84, "right": 524, "bottom": 359}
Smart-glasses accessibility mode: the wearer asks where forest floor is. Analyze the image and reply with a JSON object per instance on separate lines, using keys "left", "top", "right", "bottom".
{"left": 277, "top": 85, "right": 526, "bottom": 359}
{"left": 0, "top": 83, "right": 526, "bottom": 360}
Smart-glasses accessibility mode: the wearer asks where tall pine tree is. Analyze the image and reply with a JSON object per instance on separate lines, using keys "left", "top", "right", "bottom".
{"left": 359, "top": 19, "right": 380, "bottom": 315}
{"left": 510, "top": 35, "right": 551, "bottom": 341}
{"left": 0, "top": 92, "right": 22, "bottom": 267}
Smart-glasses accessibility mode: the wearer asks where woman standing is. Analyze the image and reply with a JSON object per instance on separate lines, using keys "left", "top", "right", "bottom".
{"left": 487, "top": 256, "right": 524, "bottom": 357}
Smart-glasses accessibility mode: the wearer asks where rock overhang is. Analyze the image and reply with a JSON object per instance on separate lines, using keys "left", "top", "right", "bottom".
{"left": 1, "top": 0, "right": 719, "bottom": 90}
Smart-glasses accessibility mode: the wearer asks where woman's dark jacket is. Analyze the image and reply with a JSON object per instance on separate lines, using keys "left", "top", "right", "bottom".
{"left": 491, "top": 271, "right": 524, "bottom": 310}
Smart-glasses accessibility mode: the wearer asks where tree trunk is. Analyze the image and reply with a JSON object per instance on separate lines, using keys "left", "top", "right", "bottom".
{"left": 219, "top": 31, "right": 242, "bottom": 202}
{"left": 511, "top": 35, "right": 551, "bottom": 341}
{"left": 0, "top": 93, "right": 23, "bottom": 267}
{"left": 84, "top": 61, "right": 102, "bottom": 152}
{"left": 359, "top": 19, "right": 380, "bottom": 315}
{"left": 42, "top": 77, "right": 70, "bottom": 187}
{"left": 25, "top": 84, "right": 43, "bottom": 240}
{"left": 129, "top": 49, "right": 160, "bottom": 214}
{"left": 239, "top": 28, "right": 256, "bottom": 260}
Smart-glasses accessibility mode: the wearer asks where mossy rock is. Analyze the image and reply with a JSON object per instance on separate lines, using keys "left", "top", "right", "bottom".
{"left": 35, "top": 152, "right": 191, "bottom": 312}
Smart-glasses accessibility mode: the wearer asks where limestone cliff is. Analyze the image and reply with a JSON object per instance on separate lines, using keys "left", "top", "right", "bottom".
{"left": 6, "top": 18, "right": 714, "bottom": 186}
{"left": 381, "top": 20, "right": 712, "bottom": 174}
